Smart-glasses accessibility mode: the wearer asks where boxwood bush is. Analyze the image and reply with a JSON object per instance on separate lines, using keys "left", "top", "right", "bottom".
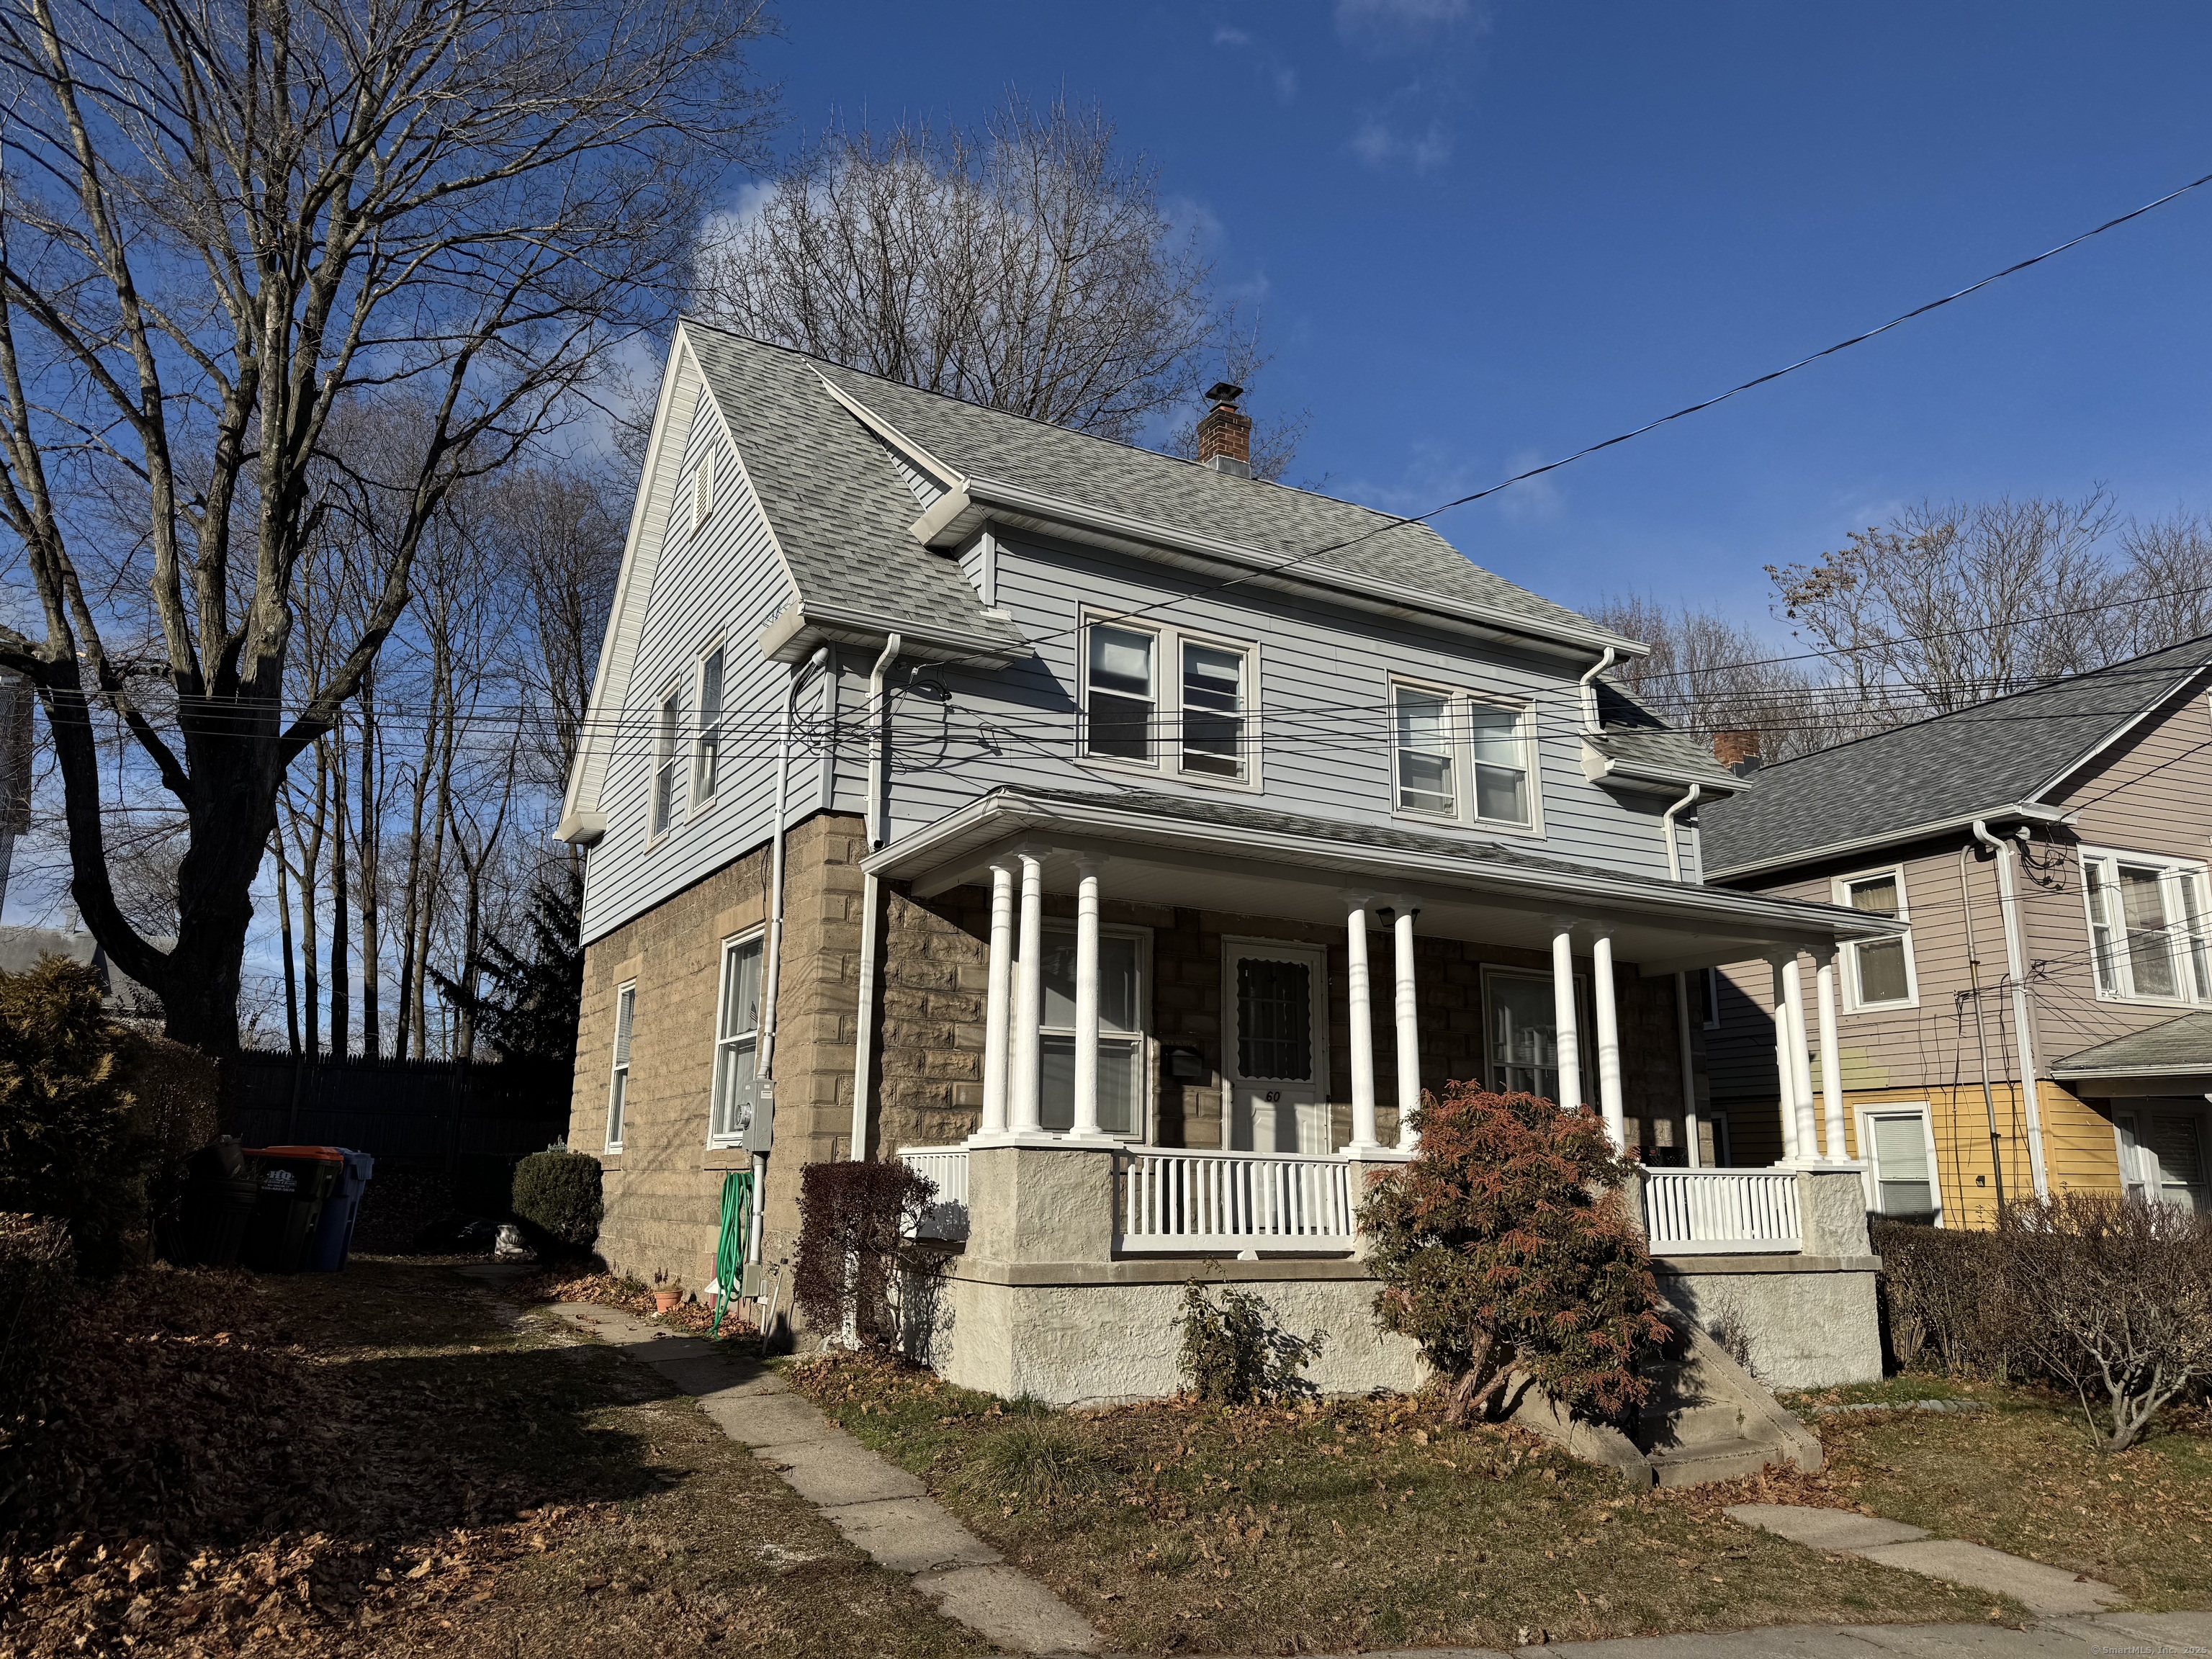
{"left": 510, "top": 1149, "right": 603, "bottom": 1259}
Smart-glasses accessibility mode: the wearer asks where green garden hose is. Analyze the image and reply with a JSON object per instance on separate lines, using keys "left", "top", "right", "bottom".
{"left": 711, "top": 1169, "right": 752, "bottom": 1338}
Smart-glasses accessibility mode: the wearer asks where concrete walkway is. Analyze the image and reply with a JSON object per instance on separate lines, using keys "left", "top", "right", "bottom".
{"left": 1293, "top": 1609, "right": 2211, "bottom": 1656}
{"left": 544, "top": 1300, "right": 1100, "bottom": 1657}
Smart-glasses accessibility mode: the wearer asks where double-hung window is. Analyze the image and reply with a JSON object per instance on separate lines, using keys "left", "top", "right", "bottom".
{"left": 1835, "top": 868, "right": 1915, "bottom": 1009}
{"left": 1081, "top": 618, "right": 1255, "bottom": 783}
{"left": 2083, "top": 849, "right": 2212, "bottom": 1002}
{"left": 651, "top": 689, "right": 683, "bottom": 837}
{"left": 692, "top": 647, "right": 725, "bottom": 804}
{"left": 1861, "top": 1106, "right": 1939, "bottom": 1223}
{"left": 1036, "top": 925, "right": 1146, "bottom": 1136}
{"left": 1390, "top": 682, "right": 1536, "bottom": 830}
{"left": 709, "top": 935, "right": 765, "bottom": 1144}
{"left": 606, "top": 984, "right": 636, "bottom": 1151}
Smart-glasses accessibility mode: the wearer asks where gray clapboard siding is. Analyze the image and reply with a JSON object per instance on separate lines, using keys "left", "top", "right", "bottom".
{"left": 578, "top": 408, "right": 810, "bottom": 945}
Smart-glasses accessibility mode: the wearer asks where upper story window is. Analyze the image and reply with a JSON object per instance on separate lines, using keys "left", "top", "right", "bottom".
{"left": 1835, "top": 867, "right": 1915, "bottom": 1009}
{"left": 709, "top": 933, "right": 764, "bottom": 1146}
{"left": 1081, "top": 617, "right": 1255, "bottom": 785}
{"left": 2084, "top": 848, "right": 2212, "bottom": 1003}
{"left": 692, "top": 646, "right": 725, "bottom": 804}
{"left": 1390, "top": 680, "right": 1536, "bottom": 830}
{"left": 606, "top": 983, "right": 636, "bottom": 1151}
{"left": 651, "top": 688, "right": 683, "bottom": 837}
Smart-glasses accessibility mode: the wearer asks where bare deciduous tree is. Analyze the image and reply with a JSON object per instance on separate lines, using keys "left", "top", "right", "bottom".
{"left": 1587, "top": 595, "right": 1833, "bottom": 764}
{"left": 1162, "top": 313, "right": 1312, "bottom": 485}
{"left": 0, "top": 0, "right": 774, "bottom": 1051}
{"left": 696, "top": 95, "right": 1216, "bottom": 443}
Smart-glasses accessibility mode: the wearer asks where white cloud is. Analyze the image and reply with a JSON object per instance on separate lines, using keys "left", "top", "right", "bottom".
{"left": 1213, "top": 24, "right": 1251, "bottom": 45}
{"left": 1348, "top": 117, "right": 1452, "bottom": 173}
{"left": 1335, "top": 0, "right": 1488, "bottom": 47}
{"left": 1273, "top": 65, "right": 1300, "bottom": 102}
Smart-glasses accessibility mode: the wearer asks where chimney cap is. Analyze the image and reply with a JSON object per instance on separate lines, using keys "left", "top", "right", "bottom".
{"left": 1203, "top": 381, "right": 1244, "bottom": 405}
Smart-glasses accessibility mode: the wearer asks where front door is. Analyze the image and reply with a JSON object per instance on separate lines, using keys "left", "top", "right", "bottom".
{"left": 1224, "top": 941, "right": 1331, "bottom": 1154}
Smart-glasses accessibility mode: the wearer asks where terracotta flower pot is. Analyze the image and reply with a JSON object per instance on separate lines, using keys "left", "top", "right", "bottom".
{"left": 653, "top": 1290, "right": 682, "bottom": 1314}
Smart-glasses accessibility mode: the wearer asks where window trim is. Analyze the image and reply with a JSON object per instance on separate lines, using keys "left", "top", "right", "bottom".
{"left": 1075, "top": 611, "right": 1263, "bottom": 793}
{"left": 1388, "top": 675, "right": 1542, "bottom": 837}
{"left": 1853, "top": 1101, "right": 1943, "bottom": 1226}
{"left": 689, "top": 640, "right": 727, "bottom": 811}
{"left": 649, "top": 680, "right": 684, "bottom": 844}
{"left": 2080, "top": 845, "right": 2212, "bottom": 1007}
{"left": 706, "top": 930, "right": 766, "bottom": 1149}
{"left": 1478, "top": 963, "right": 1592, "bottom": 1103}
{"left": 1832, "top": 864, "right": 1919, "bottom": 1012}
{"left": 606, "top": 981, "right": 637, "bottom": 1153}
{"left": 1035, "top": 920, "right": 1154, "bottom": 1142}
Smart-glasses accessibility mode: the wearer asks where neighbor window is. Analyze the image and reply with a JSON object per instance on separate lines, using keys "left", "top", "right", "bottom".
{"left": 1391, "top": 682, "right": 1534, "bottom": 829}
{"left": 2084, "top": 849, "right": 2212, "bottom": 1003}
{"left": 651, "top": 689, "right": 682, "bottom": 836}
{"left": 2117, "top": 1107, "right": 2209, "bottom": 1211}
{"left": 1862, "top": 1107, "right": 1938, "bottom": 1223}
{"left": 709, "top": 935, "right": 764, "bottom": 1145}
{"left": 1082, "top": 619, "right": 1257, "bottom": 783}
{"left": 692, "top": 646, "right": 725, "bottom": 803}
{"left": 606, "top": 984, "right": 636, "bottom": 1150}
{"left": 1836, "top": 868, "right": 1915, "bottom": 1008}
{"left": 1035, "top": 925, "right": 1145, "bottom": 1136}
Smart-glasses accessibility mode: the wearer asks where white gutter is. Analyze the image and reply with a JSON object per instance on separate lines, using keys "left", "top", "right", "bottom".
{"left": 1972, "top": 819, "right": 2049, "bottom": 1199}
{"left": 1660, "top": 782, "right": 1701, "bottom": 884}
{"left": 1578, "top": 646, "right": 1618, "bottom": 734}
{"left": 1664, "top": 781, "right": 1704, "bottom": 1169}
{"left": 1707, "top": 803, "right": 2072, "bottom": 883}
{"left": 848, "top": 633, "right": 903, "bottom": 1161}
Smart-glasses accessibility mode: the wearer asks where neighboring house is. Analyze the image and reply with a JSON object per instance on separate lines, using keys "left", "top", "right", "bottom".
{"left": 1699, "top": 637, "right": 2212, "bottom": 1227}
{"left": 0, "top": 923, "right": 165, "bottom": 1021}
{"left": 557, "top": 321, "right": 1903, "bottom": 1401}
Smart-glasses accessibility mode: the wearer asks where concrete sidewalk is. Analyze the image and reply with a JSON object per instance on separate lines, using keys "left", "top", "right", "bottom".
{"left": 543, "top": 1299, "right": 1101, "bottom": 1657}
{"left": 1269, "top": 1610, "right": 2212, "bottom": 1656}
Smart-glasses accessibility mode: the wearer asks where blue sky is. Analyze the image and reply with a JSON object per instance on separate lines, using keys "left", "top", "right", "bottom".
{"left": 756, "top": 0, "right": 2212, "bottom": 635}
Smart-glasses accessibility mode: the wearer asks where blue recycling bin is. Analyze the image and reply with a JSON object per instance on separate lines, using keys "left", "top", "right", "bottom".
{"left": 307, "top": 1148, "right": 376, "bottom": 1272}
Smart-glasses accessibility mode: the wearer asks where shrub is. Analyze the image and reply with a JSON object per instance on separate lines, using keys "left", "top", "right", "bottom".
{"left": 1176, "top": 1282, "right": 1325, "bottom": 1405}
{"left": 1873, "top": 1220, "right": 2023, "bottom": 1376}
{"left": 793, "top": 1159, "right": 938, "bottom": 1351}
{"left": 0, "top": 1213, "right": 74, "bottom": 1411}
{"left": 1359, "top": 1084, "right": 1671, "bottom": 1424}
{"left": 0, "top": 961, "right": 145, "bottom": 1276}
{"left": 510, "top": 1149, "right": 603, "bottom": 1258}
{"left": 1999, "top": 1192, "right": 2212, "bottom": 1453}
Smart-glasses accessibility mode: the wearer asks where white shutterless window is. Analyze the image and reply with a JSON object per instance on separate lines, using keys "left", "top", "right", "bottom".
{"left": 1392, "top": 683, "right": 1536, "bottom": 830}
{"left": 2084, "top": 849, "right": 2212, "bottom": 1003}
{"left": 1393, "top": 685, "right": 1457, "bottom": 816}
{"left": 606, "top": 983, "right": 636, "bottom": 1151}
{"left": 709, "top": 934, "right": 765, "bottom": 1145}
{"left": 1466, "top": 700, "right": 1532, "bottom": 826}
{"left": 1084, "top": 624, "right": 1157, "bottom": 764}
{"left": 1179, "top": 639, "right": 1248, "bottom": 780}
{"left": 651, "top": 688, "right": 682, "bottom": 837}
{"left": 692, "top": 646, "right": 725, "bottom": 804}
{"left": 1835, "top": 868, "right": 1915, "bottom": 1009}
{"left": 1859, "top": 1106, "right": 1940, "bottom": 1224}
{"left": 1035, "top": 924, "right": 1147, "bottom": 1138}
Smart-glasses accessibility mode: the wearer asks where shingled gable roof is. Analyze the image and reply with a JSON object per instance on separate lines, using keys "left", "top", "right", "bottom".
{"left": 1700, "top": 635, "right": 2212, "bottom": 879}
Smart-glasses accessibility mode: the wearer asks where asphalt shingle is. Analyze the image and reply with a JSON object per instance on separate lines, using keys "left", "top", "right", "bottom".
{"left": 2052, "top": 1010, "right": 2212, "bottom": 1077}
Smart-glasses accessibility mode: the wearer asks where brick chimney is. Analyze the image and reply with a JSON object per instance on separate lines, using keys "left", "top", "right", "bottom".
{"left": 1196, "top": 382, "right": 1252, "bottom": 478}
{"left": 1713, "top": 729, "right": 1763, "bottom": 776}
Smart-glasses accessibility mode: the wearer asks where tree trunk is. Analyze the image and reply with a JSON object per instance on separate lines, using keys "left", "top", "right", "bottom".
{"left": 276, "top": 840, "right": 300, "bottom": 1056}
{"left": 359, "top": 671, "right": 381, "bottom": 1061}
{"left": 330, "top": 750, "right": 351, "bottom": 1061}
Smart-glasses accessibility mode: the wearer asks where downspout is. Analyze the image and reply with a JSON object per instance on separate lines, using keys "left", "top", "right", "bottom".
{"left": 848, "top": 633, "right": 902, "bottom": 1161}
{"left": 752, "top": 645, "right": 829, "bottom": 1264}
{"left": 1578, "top": 645, "right": 1619, "bottom": 734}
{"left": 1972, "top": 819, "right": 2050, "bottom": 1200}
{"left": 1956, "top": 845, "right": 2008, "bottom": 1213}
{"left": 1662, "top": 782, "right": 1701, "bottom": 1166}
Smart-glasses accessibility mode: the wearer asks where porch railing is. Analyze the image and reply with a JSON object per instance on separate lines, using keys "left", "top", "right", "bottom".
{"left": 1642, "top": 1168, "right": 1802, "bottom": 1254}
{"left": 899, "top": 1147, "right": 971, "bottom": 1241}
{"left": 1119, "top": 1148, "right": 1356, "bottom": 1254}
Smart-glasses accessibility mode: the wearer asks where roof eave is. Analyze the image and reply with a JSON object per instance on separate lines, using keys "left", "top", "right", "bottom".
{"left": 760, "top": 603, "right": 1024, "bottom": 667}
{"left": 1707, "top": 802, "right": 2073, "bottom": 884}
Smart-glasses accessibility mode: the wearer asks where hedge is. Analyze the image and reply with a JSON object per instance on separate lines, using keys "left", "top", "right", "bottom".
{"left": 511, "top": 1149, "right": 603, "bottom": 1259}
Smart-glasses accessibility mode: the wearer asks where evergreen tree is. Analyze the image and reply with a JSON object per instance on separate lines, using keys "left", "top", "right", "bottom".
{"left": 433, "top": 860, "right": 584, "bottom": 1115}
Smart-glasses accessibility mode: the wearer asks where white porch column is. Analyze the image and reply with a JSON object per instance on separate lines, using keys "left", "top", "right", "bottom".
{"left": 1770, "top": 955, "right": 1799, "bottom": 1163}
{"left": 1781, "top": 953, "right": 1820, "bottom": 1164}
{"left": 1010, "top": 850, "right": 1045, "bottom": 1135}
{"left": 1392, "top": 904, "right": 1421, "bottom": 1151}
{"left": 1070, "top": 858, "right": 1104, "bottom": 1140}
{"left": 1815, "top": 948, "right": 1847, "bottom": 1164}
{"left": 1550, "top": 924, "right": 1583, "bottom": 1111}
{"left": 1675, "top": 971, "right": 1703, "bottom": 1169}
{"left": 1345, "top": 897, "right": 1381, "bottom": 1153}
{"left": 978, "top": 860, "right": 1015, "bottom": 1138}
{"left": 1591, "top": 931, "right": 1626, "bottom": 1151}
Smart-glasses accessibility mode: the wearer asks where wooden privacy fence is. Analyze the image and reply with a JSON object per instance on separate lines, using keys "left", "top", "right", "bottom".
{"left": 222, "top": 1051, "right": 568, "bottom": 1166}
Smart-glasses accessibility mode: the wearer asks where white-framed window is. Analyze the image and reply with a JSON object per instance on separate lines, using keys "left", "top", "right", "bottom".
{"left": 1079, "top": 616, "right": 1257, "bottom": 786}
{"left": 2116, "top": 1106, "right": 2209, "bottom": 1211}
{"left": 1833, "top": 867, "right": 1916, "bottom": 1010}
{"left": 1856, "top": 1104, "right": 1941, "bottom": 1224}
{"left": 692, "top": 644, "right": 725, "bottom": 805}
{"left": 708, "top": 933, "right": 765, "bottom": 1146}
{"left": 691, "top": 452, "right": 716, "bottom": 532}
{"left": 650, "top": 686, "right": 683, "bottom": 837}
{"left": 1482, "top": 966, "right": 1590, "bottom": 1102}
{"left": 2082, "top": 848, "right": 2212, "bottom": 1004}
{"left": 606, "top": 982, "right": 636, "bottom": 1151}
{"left": 1390, "top": 680, "right": 1537, "bottom": 831}
{"left": 1035, "top": 922, "right": 1150, "bottom": 1138}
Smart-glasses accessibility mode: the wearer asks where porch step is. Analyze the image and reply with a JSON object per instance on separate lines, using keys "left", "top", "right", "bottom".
{"left": 1647, "top": 1434, "right": 1792, "bottom": 1488}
